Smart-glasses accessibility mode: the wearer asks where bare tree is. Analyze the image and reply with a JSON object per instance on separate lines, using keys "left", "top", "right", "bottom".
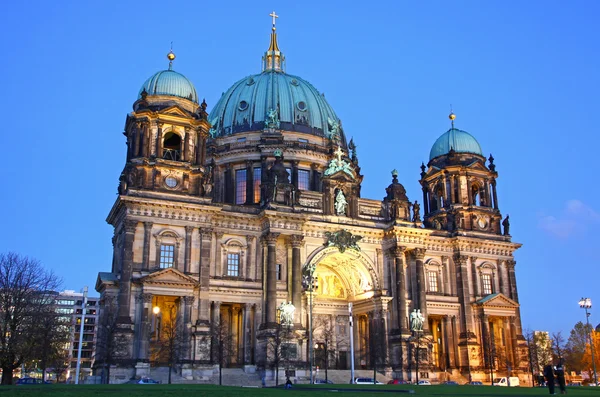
{"left": 33, "top": 301, "right": 71, "bottom": 381}
{"left": 313, "top": 316, "right": 339, "bottom": 383}
{"left": 210, "top": 316, "right": 233, "bottom": 385}
{"left": 362, "top": 314, "right": 387, "bottom": 384}
{"left": 552, "top": 332, "right": 566, "bottom": 363}
{"left": 0, "top": 252, "right": 61, "bottom": 385}
{"left": 48, "top": 350, "right": 70, "bottom": 383}
{"left": 150, "top": 306, "right": 185, "bottom": 384}
{"left": 266, "top": 323, "right": 294, "bottom": 386}
{"left": 94, "top": 295, "right": 129, "bottom": 384}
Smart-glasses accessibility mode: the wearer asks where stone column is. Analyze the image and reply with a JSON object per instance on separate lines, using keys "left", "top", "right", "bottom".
{"left": 442, "top": 174, "right": 449, "bottom": 206}
{"left": 246, "top": 235, "right": 255, "bottom": 281}
{"left": 389, "top": 246, "right": 408, "bottom": 332}
{"left": 264, "top": 232, "right": 280, "bottom": 325}
{"left": 156, "top": 122, "right": 164, "bottom": 158}
{"left": 451, "top": 316, "right": 460, "bottom": 367}
{"left": 413, "top": 248, "right": 429, "bottom": 333}
{"left": 183, "top": 128, "right": 190, "bottom": 162}
{"left": 470, "top": 256, "right": 479, "bottom": 297}
{"left": 443, "top": 256, "right": 451, "bottom": 295}
{"left": 243, "top": 303, "right": 251, "bottom": 364}
{"left": 184, "top": 226, "right": 193, "bottom": 274}
{"left": 422, "top": 186, "right": 429, "bottom": 215}
{"left": 117, "top": 219, "right": 137, "bottom": 322}
{"left": 491, "top": 179, "right": 499, "bottom": 210}
{"left": 506, "top": 260, "right": 524, "bottom": 334}
{"left": 183, "top": 296, "right": 194, "bottom": 359}
{"left": 443, "top": 315, "right": 456, "bottom": 368}
{"left": 139, "top": 293, "right": 152, "bottom": 360}
{"left": 212, "top": 301, "right": 222, "bottom": 324}
{"left": 197, "top": 228, "right": 212, "bottom": 324}
{"left": 291, "top": 161, "right": 299, "bottom": 188}
{"left": 133, "top": 293, "right": 144, "bottom": 359}
{"left": 134, "top": 123, "right": 141, "bottom": 158}
{"left": 245, "top": 160, "right": 254, "bottom": 205}
{"left": 484, "top": 179, "right": 491, "bottom": 207}
{"left": 144, "top": 123, "right": 151, "bottom": 158}
{"left": 215, "top": 231, "right": 224, "bottom": 277}
{"left": 454, "top": 254, "right": 473, "bottom": 335}
{"left": 290, "top": 235, "right": 304, "bottom": 324}
{"left": 142, "top": 222, "right": 153, "bottom": 271}
{"left": 467, "top": 178, "right": 473, "bottom": 205}
{"left": 498, "top": 261, "right": 506, "bottom": 295}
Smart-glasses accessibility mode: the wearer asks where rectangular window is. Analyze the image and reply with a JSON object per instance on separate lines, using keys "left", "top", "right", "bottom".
{"left": 227, "top": 253, "right": 240, "bottom": 277}
{"left": 159, "top": 244, "right": 175, "bottom": 268}
{"left": 298, "top": 169, "right": 310, "bottom": 190}
{"left": 276, "top": 264, "right": 282, "bottom": 281}
{"left": 253, "top": 168, "right": 261, "bottom": 203}
{"left": 235, "top": 169, "right": 247, "bottom": 205}
{"left": 428, "top": 271, "right": 439, "bottom": 292}
{"left": 237, "top": 137, "right": 246, "bottom": 142}
{"left": 481, "top": 274, "right": 492, "bottom": 295}
{"left": 298, "top": 138, "right": 309, "bottom": 143}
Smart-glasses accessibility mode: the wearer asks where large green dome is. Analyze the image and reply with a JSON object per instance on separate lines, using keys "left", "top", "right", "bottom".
{"left": 207, "top": 26, "right": 345, "bottom": 146}
{"left": 429, "top": 127, "right": 483, "bottom": 160}
{"left": 208, "top": 71, "right": 342, "bottom": 140}
{"left": 138, "top": 69, "right": 198, "bottom": 104}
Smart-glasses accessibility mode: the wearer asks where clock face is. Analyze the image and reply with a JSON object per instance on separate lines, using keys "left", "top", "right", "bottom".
{"left": 165, "top": 176, "right": 178, "bottom": 188}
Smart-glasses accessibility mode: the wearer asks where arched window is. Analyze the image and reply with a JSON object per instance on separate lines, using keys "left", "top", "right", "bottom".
{"left": 163, "top": 132, "right": 182, "bottom": 161}
{"left": 472, "top": 184, "right": 481, "bottom": 206}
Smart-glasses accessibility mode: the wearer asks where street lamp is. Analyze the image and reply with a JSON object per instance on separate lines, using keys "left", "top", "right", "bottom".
{"left": 579, "top": 298, "right": 598, "bottom": 385}
{"left": 302, "top": 270, "right": 318, "bottom": 384}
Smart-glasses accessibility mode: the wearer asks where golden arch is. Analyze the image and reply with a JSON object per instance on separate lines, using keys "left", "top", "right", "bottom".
{"left": 304, "top": 246, "right": 380, "bottom": 299}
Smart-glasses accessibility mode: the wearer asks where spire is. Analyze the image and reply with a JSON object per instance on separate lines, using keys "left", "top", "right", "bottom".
{"left": 167, "top": 42, "right": 176, "bottom": 71}
{"left": 449, "top": 105, "right": 456, "bottom": 129}
{"left": 263, "top": 11, "right": 285, "bottom": 72}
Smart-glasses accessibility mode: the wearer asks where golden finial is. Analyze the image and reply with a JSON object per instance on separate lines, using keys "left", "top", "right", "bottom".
{"left": 167, "top": 42, "right": 176, "bottom": 70}
{"left": 449, "top": 105, "right": 456, "bottom": 128}
{"left": 270, "top": 11, "right": 279, "bottom": 31}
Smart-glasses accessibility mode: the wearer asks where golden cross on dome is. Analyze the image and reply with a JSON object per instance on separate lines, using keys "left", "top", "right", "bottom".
{"left": 334, "top": 146, "right": 344, "bottom": 163}
{"left": 270, "top": 11, "right": 279, "bottom": 30}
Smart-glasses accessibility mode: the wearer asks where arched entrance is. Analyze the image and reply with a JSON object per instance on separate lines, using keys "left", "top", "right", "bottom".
{"left": 304, "top": 247, "right": 390, "bottom": 371}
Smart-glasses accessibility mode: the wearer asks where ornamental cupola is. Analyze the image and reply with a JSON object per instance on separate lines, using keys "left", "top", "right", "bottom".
{"left": 118, "top": 50, "right": 211, "bottom": 200}
{"left": 419, "top": 112, "right": 506, "bottom": 237}
{"left": 262, "top": 11, "right": 286, "bottom": 72}
{"left": 383, "top": 170, "right": 412, "bottom": 223}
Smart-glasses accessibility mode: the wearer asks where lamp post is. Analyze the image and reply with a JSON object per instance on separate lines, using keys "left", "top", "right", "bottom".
{"left": 75, "top": 286, "right": 88, "bottom": 385}
{"left": 302, "top": 271, "right": 318, "bottom": 384}
{"left": 466, "top": 329, "right": 472, "bottom": 384}
{"left": 349, "top": 302, "right": 355, "bottom": 384}
{"left": 579, "top": 297, "right": 598, "bottom": 385}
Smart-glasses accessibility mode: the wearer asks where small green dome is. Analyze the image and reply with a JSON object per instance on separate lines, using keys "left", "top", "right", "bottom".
{"left": 429, "top": 128, "right": 483, "bottom": 160}
{"left": 138, "top": 69, "right": 198, "bottom": 103}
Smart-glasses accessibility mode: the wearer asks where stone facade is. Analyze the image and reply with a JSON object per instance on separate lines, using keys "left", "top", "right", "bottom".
{"left": 95, "top": 23, "right": 525, "bottom": 385}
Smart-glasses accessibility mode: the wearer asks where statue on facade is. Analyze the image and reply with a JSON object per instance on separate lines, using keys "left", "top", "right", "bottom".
{"left": 410, "top": 309, "right": 424, "bottom": 332}
{"left": 327, "top": 117, "right": 341, "bottom": 141}
{"left": 202, "top": 164, "right": 214, "bottom": 198}
{"left": 323, "top": 229, "right": 362, "bottom": 253}
{"left": 412, "top": 200, "right": 421, "bottom": 222}
{"left": 502, "top": 214, "right": 510, "bottom": 235}
{"left": 278, "top": 301, "right": 295, "bottom": 326}
{"left": 265, "top": 108, "right": 280, "bottom": 129}
{"left": 335, "top": 189, "right": 348, "bottom": 216}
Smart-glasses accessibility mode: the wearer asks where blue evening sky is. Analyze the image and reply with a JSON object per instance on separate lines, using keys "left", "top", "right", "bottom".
{"left": 1, "top": 1, "right": 598, "bottom": 336}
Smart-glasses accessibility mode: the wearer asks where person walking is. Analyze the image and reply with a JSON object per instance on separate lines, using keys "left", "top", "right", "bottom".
{"left": 544, "top": 364, "right": 556, "bottom": 395}
{"left": 555, "top": 361, "right": 567, "bottom": 394}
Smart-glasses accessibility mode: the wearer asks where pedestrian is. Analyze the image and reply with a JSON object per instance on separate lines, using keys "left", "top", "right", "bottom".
{"left": 261, "top": 373, "right": 266, "bottom": 388}
{"left": 543, "top": 364, "right": 556, "bottom": 395}
{"left": 555, "top": 361, "right": 566, "bottom": 394}
{"left": 285, "top": 376, "right": 292, "bottom": 389}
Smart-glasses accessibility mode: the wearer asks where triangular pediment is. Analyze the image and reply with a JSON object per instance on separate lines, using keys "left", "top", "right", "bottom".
{"left": 140, "top": 268, "right": 198, "bottom": 287}
{"left": 476, "top": 293, "right": 519, "bottom": 308}
{"left": 324, "top": 169, "right": 356, "bottom": 182}
{"left": 158, "top": 105, "right": 191, "bottom": 118}
{"left": 466, "top": 161, "right": 489, "bottom": 172}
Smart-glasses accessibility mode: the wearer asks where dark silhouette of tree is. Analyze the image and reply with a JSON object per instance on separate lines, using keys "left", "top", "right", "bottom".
{"left": 524, "top": 330, "right": 537, "bottom": 386}
{"left": 565, "top": 321, "right": 591, "bottom": 373}
{"left": 150, "top": 305, "right": 185, "bottom": 384}
{"left": 266, "top": 322, "right": 295, "bottom": 386}
{"left": 94, "top": 295, "right": 129, "bottom": 384}
{"left": 48, "top": 350, "right": 70, "bottom": 383}
{"left": 0, "top": 252, "right": 61, "bottom": 385}
{"left": 33, "top": 302, "right": 71, "bottom": 381}
{"left": 210, "top": 316, "right": 233, "bottom": 386}
{"left": 361, "top": 313, "right": 387, "bottom": 384}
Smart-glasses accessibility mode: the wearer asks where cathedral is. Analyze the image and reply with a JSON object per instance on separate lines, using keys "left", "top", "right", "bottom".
{"left": 95, "top": 15, "right": 526, "bottom": 384}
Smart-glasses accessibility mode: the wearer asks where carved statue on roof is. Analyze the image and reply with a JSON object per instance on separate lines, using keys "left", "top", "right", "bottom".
{"left": 266, "top": 108, "right": 280, "bottom": 129}
{"left": 324, "top": 146, "right": 355, "bottom": 179}
{"left": 327, "top": 117, "right": 340, "bottom": 140}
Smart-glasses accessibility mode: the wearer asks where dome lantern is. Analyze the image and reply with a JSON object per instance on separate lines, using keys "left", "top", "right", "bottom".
{"left": 262, "top": 11, "right": 285, "bottom": 72}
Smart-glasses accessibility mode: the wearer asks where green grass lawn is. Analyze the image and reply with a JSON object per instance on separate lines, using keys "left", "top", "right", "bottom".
{"left": 1, "top": 384, "right": 599, "bottom": 397}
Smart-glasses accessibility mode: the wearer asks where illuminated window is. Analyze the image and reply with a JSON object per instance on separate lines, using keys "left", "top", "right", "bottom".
{"left": 253, "top": 168, "right": 261, "bottom": 203}
{"left": 428, "top": 271, "right": 439, "bottom": 292}
{"left": 235, "top": 169, "right": 247, "bottom": 204}
{"left": 227, "top": 253, "right": 240, "bottom": 277}
{"left": 298, "top": 170, "right": 310, "bottom": 190}
{"left": 159, "top": 244, "right": 174, "bottom": 268}
{"left": 481, "top": 274, "right": 492, "bottom": 295}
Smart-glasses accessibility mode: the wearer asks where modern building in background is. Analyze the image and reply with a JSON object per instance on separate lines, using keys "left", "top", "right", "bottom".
{"left": 56, "top": 290, "right": 99, "bottom": 382}
{"left": 96, "top": 15, "right": 525, "bottom": 384}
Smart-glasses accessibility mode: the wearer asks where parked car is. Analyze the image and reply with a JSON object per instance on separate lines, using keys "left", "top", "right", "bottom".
{"left": 467, "top": 381, "right": 483, "bottom": 385}
{"left": 314, "top": 378, "right": 333, "bottom": 384}
{"left": 388, "top": 379, "right": 411, "bottom": 384}
{"left": 138, "top": 378, "right": 160, "bottom": 384}
{"left": 444, "top": 380, "right": 458, "bottom": 385}
{"left": 16, "top": 377, "right": 51, "bottom": 385}
{"left": 417, "top": 380, "right": 432, "bottom": 385}
{"left": 354, "top": 377, "right": 383, "bottom": 384}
